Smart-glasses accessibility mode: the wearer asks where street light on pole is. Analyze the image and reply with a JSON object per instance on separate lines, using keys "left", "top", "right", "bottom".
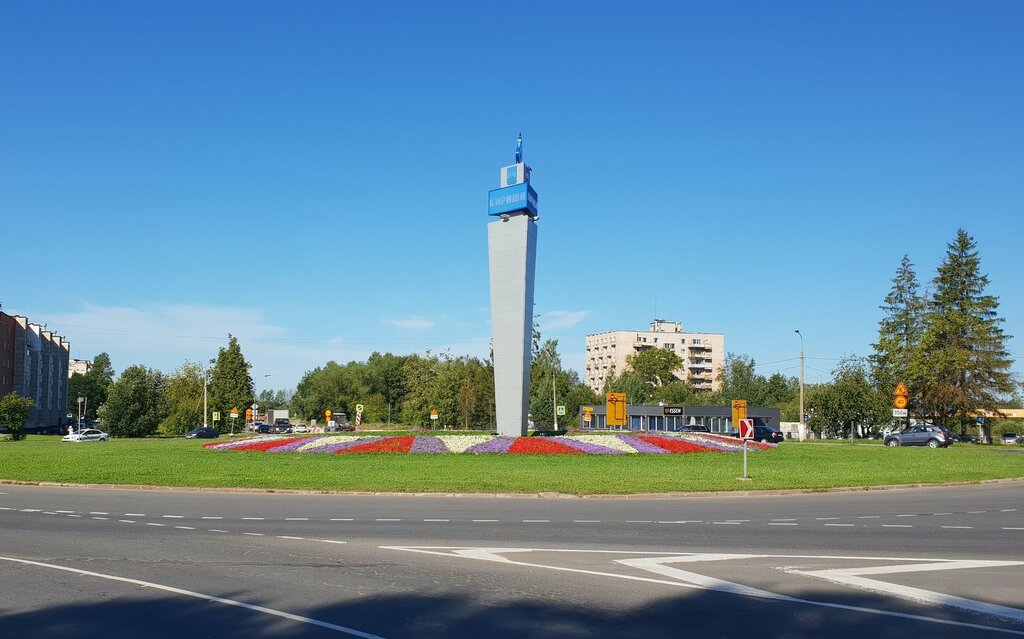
{"left": 794, "top": 329, "right": 805, "bottom": 442}
{"left": 77, "top": 396, "right": 84, "bottom": 431}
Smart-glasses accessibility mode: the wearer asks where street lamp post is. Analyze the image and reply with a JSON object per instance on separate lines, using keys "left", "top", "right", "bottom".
{"left": 794, "top": 329, "right": 805, "bottom": 442}
{"left": 77, "top": 396, "right": 84, "bottom": 431}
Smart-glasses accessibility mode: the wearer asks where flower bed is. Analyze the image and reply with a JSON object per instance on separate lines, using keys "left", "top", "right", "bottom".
{"left": 203, "top": 433, "right": 776, "bottom": 455}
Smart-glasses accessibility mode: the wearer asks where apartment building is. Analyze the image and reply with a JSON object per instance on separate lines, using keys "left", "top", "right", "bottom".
{"left": 585, "top": 319, "right": 725, "bottom": 393}
{"left": 0, "top": 312, "right": 15, "bottom": 398}
{"left": 7, "top": 314, "right": 71, "bottom": 430}
{"left": 69, "top": 358, "right": 93, "bottom": 377}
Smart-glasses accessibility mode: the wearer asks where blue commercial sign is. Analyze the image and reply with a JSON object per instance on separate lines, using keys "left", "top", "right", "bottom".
{"left": 488, "top": 182, "right": 538, "bottom": 217}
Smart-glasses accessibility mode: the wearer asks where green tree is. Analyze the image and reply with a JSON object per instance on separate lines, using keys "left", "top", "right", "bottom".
{"left": 912, "top": 229, "right": 1016, "bottom": 432}
{"left": 67, "top": 352, "right": 115, "bottom": 418}
{"left": 0, "top": 392, "right": 37, "bottom": 441}
{"left": 101, "top": 365, "right": 166, "bottom": 438}
{"left": 624, "top": 347, "right": 683, "bottom": 387}
{"left": 365, "top": 352, "right": 408, "bottom": 421}
{"left": 209, "top": 335, "right": 254, "bottom": 420}
{"left": 807, "top": 358, "right": 889, "bottom": 438}
{"left": 158, "top": 362, "right": 205, "bottom": 437}
{"left": 870, "top": 255, "right": 926, "bottom": 402}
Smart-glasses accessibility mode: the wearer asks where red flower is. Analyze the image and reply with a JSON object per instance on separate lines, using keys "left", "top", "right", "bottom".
{"left": 231, "top": 437, "right": 308, "bottom": 452}
{"left": 336, "top": 436, "right": 415, "bottom": 454}
{"left": 508, "top": 438, "right": 583, "bottom": 454}
{"left": 635, "top": 435, "right": 717, "bottom": 453}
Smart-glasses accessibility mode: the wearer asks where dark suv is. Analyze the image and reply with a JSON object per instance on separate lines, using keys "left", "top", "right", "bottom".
{"left": 885, "top": 426, "right": 949, "bottom": 448}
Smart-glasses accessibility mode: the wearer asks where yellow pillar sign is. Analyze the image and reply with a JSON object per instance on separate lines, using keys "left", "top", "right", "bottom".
{"left": 731, "top": 400, "right": 748, "bottom": 428}
{"left": 894, "top": 383, "right": 909, "bottom": 409}
{"left": 606, "top": 393, "right": 627, "bottom": 427}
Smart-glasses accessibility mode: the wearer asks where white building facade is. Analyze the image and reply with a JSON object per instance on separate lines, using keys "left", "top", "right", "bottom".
{"left": 585, "top": 320, "right": 725, "bottom": 393}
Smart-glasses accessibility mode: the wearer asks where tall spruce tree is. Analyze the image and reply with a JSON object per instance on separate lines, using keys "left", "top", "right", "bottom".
{"left": 912, "top": 229, "right": 1015, "bottom": 431}
{"left": 870, "top": 255, "right": 926, "bottom": 402}
{"left": 209, "top": 334, "right": 254, "bottom": 418}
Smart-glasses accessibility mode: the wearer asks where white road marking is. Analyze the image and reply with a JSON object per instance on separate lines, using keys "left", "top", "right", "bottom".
{"left": 883, "top": 525, "right": 913, "bottom": 528}
{"left": 1003, "top": 527, "right": 1024, "bottom": 531}
{"left": 933, "top": 513, "right": 953, "bottom": 516}
{"left": 968, "top": 511, "right": 986, "bottom": 514}
{"left": 209, "top": 529, "right": 228, "bottom": 533}
{"left": 146, "top": 523, "right": 164, "bottom": 527}
{"left": 285, "top": 518, "right": 309, "bottom": 521}
{"left": 55, "top": 510, "right": 74, "bottom": 513}
{"left": 278, "top": 535, "right": 304, "bottom": 540}
{"left": 21, "top": 509, "right": 41, "bottom": 512}
{"left": 573, "top": 520, "right": 600, "bottom": 523}
{"left": 713, "top": 522, "right": 742, "bottom": 525}
{"left": 201, "top": 516, "right": 222, "bottom": 520}
{"left": 769, "top": 523, "right": 797, "bottom": 526}
{"left": 0, "top": 556, "right": 388, "bottom": 638}
{"left": 243, "top": 532, "right": 263, "bottom": 536}
{"left": 790, "top": 559, "right": 1024, "bottom": 624}
{"left": 67, "top": 514, "right": 83, "bottom": 518}
{"left": 825, "top": 524, "right": 854, "bottom": 527}
{"left": 1001, "top": 509, "right": 1017, "bottom": 512}
{"left": 626, "top": 520, "right": 652, "bottom": 523}
{"left": 658, "top": 520, "right": 703, "bottom": 524}
{"left": 119, "top": 520, "right": 136, "bottom": 524}
{"left": 423, "top": 519, "right": 449, "bottom": 522}
{"left": 815, "top": 517, "right": 839, "bottom": 520}
{"left": 330, "top": 518, "right": 353, "bottom": 521}
{"left": 375, "top": 518, "right": 400, "bottom": 522}
{"left": 242, "top": 517, "right": 265, "bottom": 520}
{"left": 175, "top": 526, "right": 195, "bottom": 530}
{"left": 897, "top": 514, "right": 917, "bottom": 517}
{"left": 772, "top": 518, "right": 797, "bottom": 521}
{"left": 472, "top": 519, "right": 498, "bottom": 523}
{"left": 124, "top": 513, "right": 144, "bottom": 517}
{"left": 942, "top": 526, "right": 973, "bottom": 530}
{"left": 43, "top": 512, "right": 57, "bottom": 515}
{"left": 89, "top": 511, "right": 107, "bottom": 515}
{"left": 0, "top": 507, "right": 11, "bottom": 510}
{"left": 92, "top": 517, "right": 108, "bottom": 520}
{"left": 385, "top": 547, "right": 1024, "bottom": 636}
{"left": 319, "top": 540, "right": 348, "bottom": 545}
{"left": 857, "top": 516, "right": 880, "bottom": 519}
{"left": 523, "top": 520, "right": 549, "bottom": 523}
{"left": 162, "top": 515, "right": 184, "bottom": 519}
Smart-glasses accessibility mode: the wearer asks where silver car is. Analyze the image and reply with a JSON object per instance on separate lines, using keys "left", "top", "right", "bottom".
{"left": 885, "top": 426, "right": 948, "bottom": 448}
{"left": 62, "top": 428, "right": 109, "bottom": 442}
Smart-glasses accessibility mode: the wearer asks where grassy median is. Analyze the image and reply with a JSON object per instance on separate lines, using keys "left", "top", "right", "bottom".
{"left": 1, "top": 435, "right": 1021, "bottom": 494}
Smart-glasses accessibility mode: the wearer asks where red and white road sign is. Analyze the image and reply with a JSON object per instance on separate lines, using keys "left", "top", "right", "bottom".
{"left": 739, "top": 419, "right": 754, "bottom": 439}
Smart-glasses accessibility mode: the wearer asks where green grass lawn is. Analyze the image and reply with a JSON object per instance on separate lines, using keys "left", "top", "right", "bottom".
{"left": 1, "top": 435, "right": 1021, "bottom": 495}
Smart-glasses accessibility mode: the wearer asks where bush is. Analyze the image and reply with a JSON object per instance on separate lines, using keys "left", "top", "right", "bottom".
{"left": 0, "top": 392, "right": 37, "bottom": 441}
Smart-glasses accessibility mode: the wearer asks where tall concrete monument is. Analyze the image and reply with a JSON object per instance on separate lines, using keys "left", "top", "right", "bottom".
{"left": 487, "top": 134, "right": 539, "bottom": 436}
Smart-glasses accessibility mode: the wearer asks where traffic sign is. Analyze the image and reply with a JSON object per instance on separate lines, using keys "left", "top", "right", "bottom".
{"left": 557, "top": 405, "right": 565, "bottom": 416}
{"left": 606, "top": 393, "right": 627, "bottom": 426}
{"left": 731, "top": 400, "right": 748, "bottom": 428}
{"left": 894, "top": 395, "right": 908, "bottom": 409}
{"left": 356, "top": 404, "right": 364, "bottom": 413}
{"left": 212, "top": 411, "right": 221, "bottom": 422}
{"left": 738, "top": 418, "right": 754, "bottom": 439}
{"left": 325, "top": 409, "right": 332, "bottom": 419}
{"left": 894, "top": 383, "right": 909, "bottom": 397}
{"left": 430, "top": 409, "right": 438, "bottom": 421}
{"left": 892, "top": 408, "right": 908, "bottom": 418}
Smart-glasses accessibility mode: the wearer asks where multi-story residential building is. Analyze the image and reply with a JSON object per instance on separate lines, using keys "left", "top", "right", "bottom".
{"left": 9, "top": 315, "right": 70, "bottom": 430}
{"left": 0, "top": 312, "right": 15, "bottom": 399}
{"left": 69, "top": 358, "right": 93, "bottom": 377}
{"left": 585, "top": 319, "right": 725, "bottom": 394}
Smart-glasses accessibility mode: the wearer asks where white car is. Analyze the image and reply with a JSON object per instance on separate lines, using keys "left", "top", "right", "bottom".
{"left": 292, "top": 424, "right": 309, "bottom": 434}
{"left": 62, "top": 428, "right": 109, "bottom": 442}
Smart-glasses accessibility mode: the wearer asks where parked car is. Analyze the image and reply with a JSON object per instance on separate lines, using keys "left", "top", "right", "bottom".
{"left": 292, "top": 424, "right": 310, "bottom": 434}
{"left": 62, "top": 428, "right": 109, "bottom": 443}
{"left": 270, "top": 422, "right": 293, "bottom": 434}
{"left": 681, "top": 425, "right": 710, "bottom": 433}
{"left": 960, "top": 433, "right": 980, "bottom": 444}
{"left": 725, "top": 425, "right": 784, "bottom": 443}
{"left": 255, "top": 423, "right": 272, "bottom": 434}
{"left": 185, "top": 427, "right": 219, "bottom": 439}
{"left": 885, "top": 426, "right": 948, "bottom": 448}
{"left": 1000, "top": 432, "right": 1020, "bottom": 445}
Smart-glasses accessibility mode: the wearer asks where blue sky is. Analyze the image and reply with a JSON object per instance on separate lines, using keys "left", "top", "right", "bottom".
{"left": 2, "top": 1, "right": 1022, "bottom": 392}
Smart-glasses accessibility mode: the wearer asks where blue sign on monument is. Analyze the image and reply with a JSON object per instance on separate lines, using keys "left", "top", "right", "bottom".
{"left": 488, "top": 182, "right": 538, "bottom": 217}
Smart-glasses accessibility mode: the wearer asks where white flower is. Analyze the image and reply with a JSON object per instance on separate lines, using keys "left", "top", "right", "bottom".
{"left": 567, "top": 435, "right": 639, "bottom": 453}
{"left": 436, "top": 435, "right": 493, "bottom": 453}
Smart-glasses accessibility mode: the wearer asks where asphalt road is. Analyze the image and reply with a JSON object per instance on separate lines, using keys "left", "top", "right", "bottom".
{"left": 1, "top": 482, "right": 1022, "bottom": 638}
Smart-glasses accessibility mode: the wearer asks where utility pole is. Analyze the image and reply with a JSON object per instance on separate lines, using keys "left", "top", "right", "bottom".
{"left": 795, "top": 329, "right": 805, "bottom": 442}
{"left": 552, "top": 372, "right": 558, "bottom": 431}
{"left": 203, "top": 369, "right": 209, "bottom": 428}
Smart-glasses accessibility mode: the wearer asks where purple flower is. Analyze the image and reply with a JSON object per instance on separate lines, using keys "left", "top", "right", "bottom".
{"left": 301, "top": 437, "right": 385, "bottom": 454}
{"left": 467, "top": 437, "right": 515, "bottom": 454}
{"left": 553, "top": 437, "right": 626, "bottom": 454}
{"left": 618, "top": 435, "right": 669, "bottom": 453}
{"left": 266, "top": 438, "right": 315, "bottom": 453}
{"left": 410, "top": 436, "right": 449, "bottom": 454}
